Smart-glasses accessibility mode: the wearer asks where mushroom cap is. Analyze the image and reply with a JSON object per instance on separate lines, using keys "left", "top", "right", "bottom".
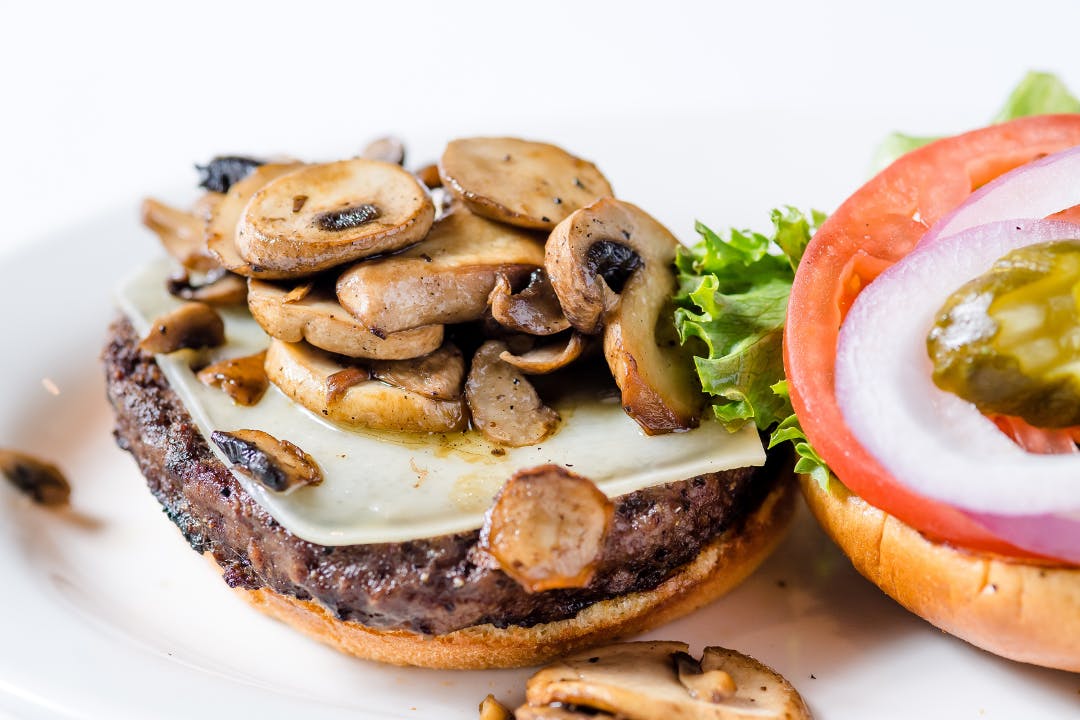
{"left": 265, "top": 339, "right": 468, "bottom": 433}
{"left": 248, "top": 278, "right": 444, "bottom": 360}
{"left": 206, "top": 162, "right": 305, "bottom": 279}
{"left": 336, "top": 204, "right": 544, "bottom": 334}
{"left": 547, "top": 198, "right": 703, "bottom": 433}
{"left": 236, "top": 158, "right": 435, "bottom": 276}
{"left": 524, "top": 641, "right": 811, "bottom": 720}
{"left": 439, "top": 137, "right": 613, "bottom": 230}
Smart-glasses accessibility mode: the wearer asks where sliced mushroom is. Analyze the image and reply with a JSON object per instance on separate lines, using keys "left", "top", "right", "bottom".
{"left": 524, "top": 642, "right": 811, "bottom": 720}
{"left": 0, "top": 449, "right": 70, "bottom": 506}
{"left": 515, "top": 707, "right": 616, "bottom": 720}
{"left": 465, "top": 340, "right": 559, "bottom": 446}
{"left": 211, "top": 429, "right": 321, "bottom": 493}
{"left": 141, "top": 197, "right": 219, "bottom": 273}
{"left": 236, "top": 158, "right": 435, "bottom": 276}
{"left": 489, "top": 270, "right": 570, "bottom": 336}
{"left": 196, "top": 350, "right": 270, "bottom": 406}
{"left": 248, "top": 278, "right": 444, "bottom": 360}
{"left": 481, "top": 464, "right": 612, "bottom": 592}
{"left": 206, "top": 162, "right": 304, "bottom": 279}
{"left": 265, "top": 339, "right": 467, "bottom": 433}
{"left": 675, "top": 651, "right": 736, "bottom": 703}
{"left": 139, "top": 302, "right": 225, "bottom": 354}
{"left": 371, "top": 344, "right": 465, "bottom": 400}
{"left": 360, "top": 136, "right": 405, "bottom": 165}
{"left": 167, "top": 268, "right": 248, "bottom": 305}
{"left": 478, "top": 695, "right": 513, "bottom": 720}
{"left": 499, "top": 332, "right": 587, "bottom": 374}
{"left": 547, "top": 198, "right": 702, "bottom": 434}
{"left": 336, "top": 204, "right": 544, "bottom": 334}
{"left": 415, "top": 163, "right": 442, "bottom": 189}
{"left": 439, "top": 137, "right": 613, "bottom": 230}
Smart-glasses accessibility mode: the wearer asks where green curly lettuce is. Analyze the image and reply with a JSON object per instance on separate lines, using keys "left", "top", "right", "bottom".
{"left": 870, "top": 71, "right": 1080, "bottom": 173}
{"left": 674, "top": 208, "right": 831, "bottom": 487}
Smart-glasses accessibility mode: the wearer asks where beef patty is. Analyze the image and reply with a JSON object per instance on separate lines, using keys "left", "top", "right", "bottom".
{"left": 103, "top": 316, "right": 782, "bottom": 635}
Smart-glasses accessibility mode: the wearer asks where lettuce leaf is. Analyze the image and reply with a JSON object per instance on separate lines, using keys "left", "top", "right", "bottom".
{"left": 675, "top": 208, "right": 823, "bottom": 432}
{"left": 870, "top": 71, "right": 1080, "bottom": 173}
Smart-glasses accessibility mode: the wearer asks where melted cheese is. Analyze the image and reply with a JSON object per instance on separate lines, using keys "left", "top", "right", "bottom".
{"left": 116, "top": 259, "right": 765, "bottom": 545}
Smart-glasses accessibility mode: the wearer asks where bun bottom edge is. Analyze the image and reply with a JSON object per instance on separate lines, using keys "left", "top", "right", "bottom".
{"left": 800, "top": 475, "right": 1080, "bottom": 673}
{"left": 217, "top": 477, "right": 797, "bottom": 670}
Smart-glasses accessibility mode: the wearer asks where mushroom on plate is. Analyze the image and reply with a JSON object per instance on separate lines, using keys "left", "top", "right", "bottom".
{"left": 336, "top": 205, "right": 545, "bottom": 335}
{"left": 546, "top": 198, "right": 703, "bottom": 434}
{"left": 521, "top": 642, "right": 811, "bottom": 720}
{"left": 236, "top": 158, "right": 434, "bottom": 276}
{"left": 370, "top": 344, "right": 465, "bottom": 400}
{"left": 265, "top": 339, "right": 468, "bottom": 433}
{"left": 439, "top": 137, "right": 613, "bottom": 230}
{"left": 248, "top": 278, "right": 444, "bottom": 360}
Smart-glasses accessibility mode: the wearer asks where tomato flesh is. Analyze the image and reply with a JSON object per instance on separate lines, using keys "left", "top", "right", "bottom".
{"left": 785, "top": 115, "right": 1080, "bottom": 558}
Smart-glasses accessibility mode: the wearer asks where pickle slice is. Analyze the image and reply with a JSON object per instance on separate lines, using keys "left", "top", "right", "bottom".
{"left": 927, "top": 239, "right": 1080, "bottom": 428}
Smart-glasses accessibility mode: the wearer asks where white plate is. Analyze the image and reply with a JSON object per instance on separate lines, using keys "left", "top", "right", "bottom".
{"left": 1, "top": 127, "right": 1078, "bottom": 720}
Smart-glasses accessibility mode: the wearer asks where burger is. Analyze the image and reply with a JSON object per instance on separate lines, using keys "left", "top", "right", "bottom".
{"left": 781, "top": 115, "right": 1080, "bottom": 673}
{"left": 103, "top": 136, "right": 794, "bottom": 670}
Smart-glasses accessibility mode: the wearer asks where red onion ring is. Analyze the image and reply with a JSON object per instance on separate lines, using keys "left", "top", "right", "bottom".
{"left": 835, "top": 219, "right": 1080, "bottom": 563}
{"left": 918, "top": 144, "right": 1080, "bottom": 248}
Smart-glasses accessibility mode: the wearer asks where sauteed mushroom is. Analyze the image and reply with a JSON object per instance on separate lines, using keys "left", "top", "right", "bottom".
{"left": 439, "top": 137, "right": 613, "bottom": 230}
{"left": 211, "top": 429, "right": 321, "bottom": 493}
{"left": 547, "top": 198, "right": 702, "bottom": 434}
{"left": 167, "top": 268, "right": 247, "bottom": 305}
{"left": 489, "top": 270, "right": 570, "bottom": 336}
{"left": 360, "top": 136, "right": 406, "bottom": 165}
{"left": 196, "top": 350, "right": 270, "bottom": 406}
{"left": 142, "top": 198, "right": 219, "bottom": 273}
{"left": 523, "top": 642, "right": 811, "bottom": 720}
{"left": 336, "top": 205, "right": 544, "bottom": 335}
{"left": 371, "top": 344, "right": 465, "bottom": 400}
{"left": 481, "top": 464, "right": 613, "bottom": 592}
{"left": 0, "top": 449, "right": 70, "bottom": 506}
{"left": 139, "top": 302, "right": 225, "bottom": 354}
{"left": 206, "top": 162, "right": 304, "bottom": 279}
{"left": 499, "top": 332, "right": 587, "bottom": 374}
{"left": 265, "top": 339, "right": 467, "bottom": 433}
{"left": 465, "top": 341, "right": 559, "bottom": 446}
{"left": 236, "top": 158, "right": 434, "bottom": 276}
{"left": 248, "top": 278, "right": 444, "bottom": 360}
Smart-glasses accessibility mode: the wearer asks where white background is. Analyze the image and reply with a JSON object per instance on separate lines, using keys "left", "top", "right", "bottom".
{"left": 3, "top": 0, "right": 1080, "bottom": 253}
{"left": 2, "top": 2, "right": 1080, "bottom": 719}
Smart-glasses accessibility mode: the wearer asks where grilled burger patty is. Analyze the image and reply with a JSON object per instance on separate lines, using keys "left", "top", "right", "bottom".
{"left": 103, "top": 316, "right": 782, "bottom": 635}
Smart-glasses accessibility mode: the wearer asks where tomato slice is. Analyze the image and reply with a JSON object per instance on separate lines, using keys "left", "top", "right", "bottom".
{"left": 785, "top": 115, "right": 1080, "bottom": 557}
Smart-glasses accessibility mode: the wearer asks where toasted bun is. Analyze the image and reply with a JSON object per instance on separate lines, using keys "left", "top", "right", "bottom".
{"left": 224, "top": 478, "right": 796, "bottom": 670}
{"left": 800, "top": 475, "right": 1080, "bottom": 672}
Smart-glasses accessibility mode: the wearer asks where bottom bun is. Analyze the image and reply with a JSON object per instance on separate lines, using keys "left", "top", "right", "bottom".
{"left": 800, "top": 475, "right": 1080, "bottom": 673}
{"left": 224, "top": 478, "right": 796, "bottom": 670}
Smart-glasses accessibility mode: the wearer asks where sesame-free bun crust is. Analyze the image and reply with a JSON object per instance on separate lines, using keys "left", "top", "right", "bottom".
{"left": 226, "top": 479, "right": 796, "bottom": 670}
{"left": 800, "top": 475, "right": 1080, "bottom": 673}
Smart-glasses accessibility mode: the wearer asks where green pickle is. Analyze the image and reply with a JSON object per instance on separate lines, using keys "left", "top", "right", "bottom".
{"left": 927, "top": 239, "right": 1080, "bottom": 428}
